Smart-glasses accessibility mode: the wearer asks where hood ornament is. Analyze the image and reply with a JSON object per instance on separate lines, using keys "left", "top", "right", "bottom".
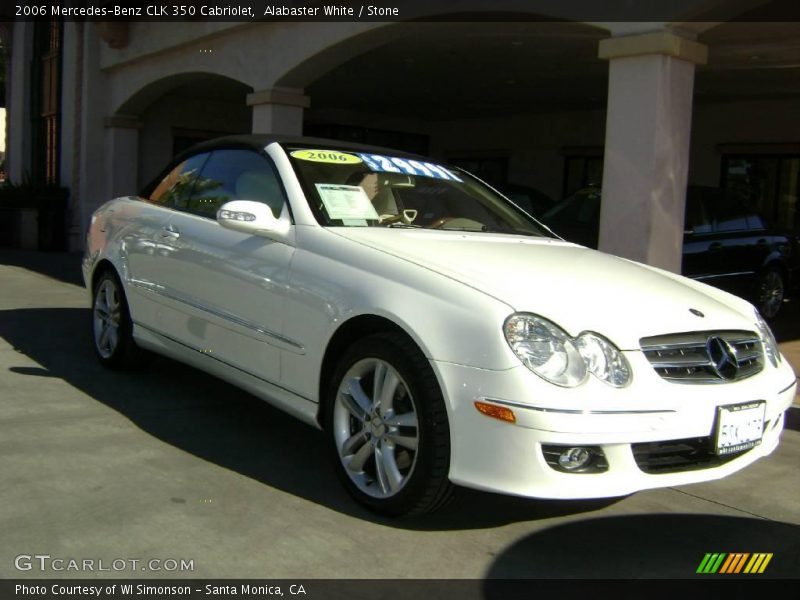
{"left": 689, "top": 308, "right": 705, "bottom": 317}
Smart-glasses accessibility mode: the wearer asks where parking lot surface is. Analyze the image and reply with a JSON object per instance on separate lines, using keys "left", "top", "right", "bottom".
{"left": 1, "top": 249, "right": 799, "bottom": 579}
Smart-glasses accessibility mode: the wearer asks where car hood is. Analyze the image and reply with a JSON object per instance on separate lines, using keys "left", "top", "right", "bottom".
{"left": 331, "top": 229, "right": 757, "bottom": 350}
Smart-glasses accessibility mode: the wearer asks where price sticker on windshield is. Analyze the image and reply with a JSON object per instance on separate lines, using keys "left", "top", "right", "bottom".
{"left": 356, "top": 153, "right": 463, "bottom": 182}
{"left": 315, "top": 184, "right": 379, "bottom": 221}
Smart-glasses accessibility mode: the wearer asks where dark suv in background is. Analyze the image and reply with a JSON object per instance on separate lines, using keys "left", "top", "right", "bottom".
{"left": 539, "top": 185, "right": 799, "bottom": 318}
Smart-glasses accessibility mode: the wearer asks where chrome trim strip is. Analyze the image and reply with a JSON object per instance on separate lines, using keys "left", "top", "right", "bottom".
{"left": 648, "top": 360, "right": 714, "bottom": 369}
{"left": 641, "top": 338, "right": 760, "bottom": 351}
{"left": 694, "top": 271, "right": 755, "bottom": 280}
{"left": 479, "top": 397, "right": 675, "bottom": 415}
{"left": 134, "top": 322, "right": 315, "bottom": 403}
{"left": 129, "top": 279, "right": 304, "bottom": 352}
{"left": 778, "top": 380, "right": 798, "bottom": 395}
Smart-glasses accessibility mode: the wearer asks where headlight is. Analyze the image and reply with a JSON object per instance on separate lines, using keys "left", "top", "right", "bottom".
{"left": 503, "top": 314, "right": 587, "bottom": 387}
{"left": 503, "top": 314, "right": 631, "bottom": 388}
{"left": 755, "top": 310, "right": 780, "bottom": 367}
{"left": 575, "top": 332, "right": 631, "bottom": 387}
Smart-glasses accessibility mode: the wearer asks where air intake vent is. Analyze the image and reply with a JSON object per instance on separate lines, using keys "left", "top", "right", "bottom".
{"left": 632, "top": 437, "right": 751, "bottom": 474}
{"left": 640, "top": 330, "right": 763, "bottom": 384}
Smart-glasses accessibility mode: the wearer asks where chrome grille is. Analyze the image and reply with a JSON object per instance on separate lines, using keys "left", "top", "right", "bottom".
{"left": 640, "top": 330, "right": 763, "bottom": 384}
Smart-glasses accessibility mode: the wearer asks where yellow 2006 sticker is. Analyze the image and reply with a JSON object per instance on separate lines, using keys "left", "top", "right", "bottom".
{"left": 290, "top": 149, "right": 363, "bottom": 164}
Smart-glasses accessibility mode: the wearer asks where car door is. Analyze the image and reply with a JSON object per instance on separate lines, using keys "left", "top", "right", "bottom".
{"left": 124, "top": 153, "right": 209, "bottom": 330}
{"left": 681, "top": 187, "right": 717, "bottom": 280}
{"left": 703, "top": 196, "right": 764, "bottom": 297}
{"left": 150, "top": 148, "right": 295, "bottom": 384}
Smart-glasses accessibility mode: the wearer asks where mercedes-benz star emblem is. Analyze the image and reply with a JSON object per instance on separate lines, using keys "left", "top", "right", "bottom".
{"left": 689, "top": 308, "right": 705, "bottom": 317}
{"left": 706, "top": 336, "right": 739, "bottom": 380}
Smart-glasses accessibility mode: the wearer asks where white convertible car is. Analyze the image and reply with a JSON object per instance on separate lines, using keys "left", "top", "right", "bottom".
{"left": 83, "top": 135, "right": 797, "bottom": 515}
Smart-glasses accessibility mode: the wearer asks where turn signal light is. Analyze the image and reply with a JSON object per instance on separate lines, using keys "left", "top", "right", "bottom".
{"left": 474, "top": 401, "right": 516, "bottom": 423}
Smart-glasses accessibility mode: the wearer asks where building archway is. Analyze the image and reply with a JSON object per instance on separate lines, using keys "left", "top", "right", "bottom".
{"left": 276, "top": 20, "right": 610, "bottom": 201}
{"left": 113, "top": 72, "right": 253, "bottom": 189}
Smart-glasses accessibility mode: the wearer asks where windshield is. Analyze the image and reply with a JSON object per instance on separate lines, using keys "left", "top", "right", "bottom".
{"left": 285, "top": 145, "right": 550, "bottom": 237}
{"left": 542, "top": 187, "right": 601, "bottom": 225}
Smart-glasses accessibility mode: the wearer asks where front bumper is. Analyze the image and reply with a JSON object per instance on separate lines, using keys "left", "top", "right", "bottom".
{"left": 434, "top": 352, "right": 796, "bottom": 499}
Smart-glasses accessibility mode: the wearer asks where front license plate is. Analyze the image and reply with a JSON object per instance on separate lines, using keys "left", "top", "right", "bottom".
{"left": 714, "top": 401, "right": 766, "bottom": 456}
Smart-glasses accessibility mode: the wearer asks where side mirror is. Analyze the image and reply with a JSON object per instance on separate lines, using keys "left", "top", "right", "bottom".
{"left": 217, "top": 200, "right": 292, "bottom": 244}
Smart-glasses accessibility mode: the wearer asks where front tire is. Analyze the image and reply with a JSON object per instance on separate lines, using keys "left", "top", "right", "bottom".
{"left": 325, "top": 333, "right": 453, "bottom": 516}
{"left": 92, "top": 271, "right": 147, "bottom": 369}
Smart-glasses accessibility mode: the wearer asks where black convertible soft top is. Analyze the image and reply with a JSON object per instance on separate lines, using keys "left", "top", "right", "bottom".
{"left": 140, "top": 134, "right": 431, "bottom": 198}
{"left": 181, "top": 134, "right": 427, "bottom": 160}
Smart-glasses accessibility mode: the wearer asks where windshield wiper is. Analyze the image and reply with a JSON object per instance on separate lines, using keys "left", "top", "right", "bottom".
{"left": 383, "top": 222, "right": 421, "bottom": 228}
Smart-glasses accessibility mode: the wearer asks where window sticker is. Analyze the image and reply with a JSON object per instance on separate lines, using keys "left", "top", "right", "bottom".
{"left": 316, "top": 184, "right": 380, "bottom": 221}
{"left": 356, "top": 153, "right": 463, "bottom": 182}
{"left": 291, "top": 149, "right": 363, "bottom": 164}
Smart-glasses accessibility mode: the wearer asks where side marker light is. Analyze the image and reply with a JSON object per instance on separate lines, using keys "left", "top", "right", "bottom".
{"left": 474, "top": 401, "right": 516, "bottom": 424}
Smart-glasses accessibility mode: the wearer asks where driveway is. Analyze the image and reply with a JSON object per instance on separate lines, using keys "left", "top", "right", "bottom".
{"left": 1, "top": 249, "right": 798, "bottom": 579}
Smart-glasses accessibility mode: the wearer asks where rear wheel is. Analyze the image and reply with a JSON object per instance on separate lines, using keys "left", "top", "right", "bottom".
{"left": 755, "top": 267, "right": 785, "bottom": 319}
{"left": 325, "top": 333, "right": 453, "bottom": 516}
{"left": 92, "top": 271, "right": 147, "bottom": 369}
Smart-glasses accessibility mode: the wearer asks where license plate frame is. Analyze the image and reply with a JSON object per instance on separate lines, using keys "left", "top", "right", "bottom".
{"left": 714, "top": 401, "right": 766, "bottom": 456}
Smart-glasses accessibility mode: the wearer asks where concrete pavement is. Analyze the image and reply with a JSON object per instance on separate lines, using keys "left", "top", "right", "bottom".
{"left": 0, "top": 249, "right": 798, "bottom": 579}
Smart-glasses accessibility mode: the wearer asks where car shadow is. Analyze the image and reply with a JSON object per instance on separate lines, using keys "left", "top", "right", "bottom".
{"left": 482, "top": 513, "right": 800, "bottom": 581}
{"left": 0, "top": 248, "right": 84, "bottom": 287}
{"left": 0, "top": 307, "right": 619, "bottom": 530}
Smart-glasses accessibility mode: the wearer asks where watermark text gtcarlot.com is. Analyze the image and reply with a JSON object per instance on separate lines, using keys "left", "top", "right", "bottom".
{"left": 14, "top": 554, "right": 195, "bottom": 572}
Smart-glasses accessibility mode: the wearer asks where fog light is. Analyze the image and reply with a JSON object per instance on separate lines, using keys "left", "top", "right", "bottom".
{"left": 542, "top": 444, "right": 608, "bottom": 473}
{"left": 558, "top": 447, "right": 591, "bottom": 470}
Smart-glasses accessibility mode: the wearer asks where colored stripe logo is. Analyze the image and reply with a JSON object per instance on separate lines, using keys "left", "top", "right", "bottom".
{"left": 696, "top": 553, "right": 773, "bottom": 574}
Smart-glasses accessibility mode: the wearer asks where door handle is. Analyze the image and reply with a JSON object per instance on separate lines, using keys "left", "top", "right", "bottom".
{"left": 756, "top": 238, "right": 767, "bottom": 246}
{"left": 159, "top": 224, "right": 180, "bottom": 239}
{"left": 708, "top": 242, "right": 722, "bottom": 251}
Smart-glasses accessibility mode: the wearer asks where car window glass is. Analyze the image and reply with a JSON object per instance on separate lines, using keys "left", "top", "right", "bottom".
{"left": 715, "top": 197, "right": 752, "bottom": 232}
{"left": 148, "top": 154, "right": 209, "bottom": 208}
{"left": 287, "top": 146, "right": 550, "bottom": 237}
{"left": 576, "top": 194, "right": 600, "bottom": 223}
{"left": 184, "top": 149, "right": 287, "bottom": 219}
{"left": 746, "top": 214, "right": 766, "bottom": 230}
{"left": 542, "top": 188, "right": 600, "bottom": 225}
{"left": 506, "top": 191, "right": 534, "bottom": 214}
{"left": 684, "top": 190, "right": 713, "bottom": 234}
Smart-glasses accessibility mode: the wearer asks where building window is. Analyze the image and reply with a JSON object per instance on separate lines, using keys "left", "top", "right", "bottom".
{"left": 447, "top": 156, "right": 509, "bottom": 188}
{"left": 32, "top": 21, "right": 62, "bottom": 184}
{"left": 563, "top": 155, "right": 603, "bottom": 198}
{"left": 721, "top": 155, "right": 800, "bottom": 233}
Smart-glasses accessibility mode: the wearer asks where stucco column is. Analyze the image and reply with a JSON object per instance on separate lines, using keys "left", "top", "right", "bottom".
{"left": 6, "top": 22, "right": 33, "bottom": 183}
{"left": 598, "top": 32, "right": 707, "bottom": 273}
{"left": 104, "top": 115, "right": 141, "bottom": 199}
{"left": 247, "top": 88, "right": 310, "bottom": 135}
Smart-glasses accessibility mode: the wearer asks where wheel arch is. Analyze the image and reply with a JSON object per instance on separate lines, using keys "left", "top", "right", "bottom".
{"left": 90, "top": 259, "right": 121, "bottom": 294}
{"left": 756, "top": 258, "right": 789, "bottom": 294}
{"left": 316, "top": 314, "right": 432, "bottom": 429}
{"left": 760, "top": 258, "right": 788, "bottom": 281}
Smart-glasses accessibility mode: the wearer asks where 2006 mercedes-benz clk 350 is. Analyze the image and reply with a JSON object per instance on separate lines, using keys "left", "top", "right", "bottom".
{"left": 83, "top": 135, "right": 797, "bottom": 515}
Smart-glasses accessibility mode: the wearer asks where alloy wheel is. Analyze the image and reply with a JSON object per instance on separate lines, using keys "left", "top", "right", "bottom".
{"left": 93, "top": 279, "right": 121, "bottom": 359}
{"left": 332, "top": 358, "right": 420, "bottom": 499}
{"left": 758, "top": 270, "right": 784, "bottom": 319}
